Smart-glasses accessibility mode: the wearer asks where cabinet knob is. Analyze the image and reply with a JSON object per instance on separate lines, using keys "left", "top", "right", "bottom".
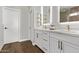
{"left": 4, "top": 27, "right": 8, "bottom": 29}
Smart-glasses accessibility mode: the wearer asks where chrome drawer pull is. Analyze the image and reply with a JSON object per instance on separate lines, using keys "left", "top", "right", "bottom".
{"left": 58, "top": 40, "right": 60, "bottom": 49}
{"left": 61, "top": 41, "right": 63, "bottom": 50}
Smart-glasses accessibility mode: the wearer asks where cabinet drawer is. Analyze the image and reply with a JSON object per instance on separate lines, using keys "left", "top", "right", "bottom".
{"left": 42, "top": 31, "right": 49, "bottom": 37}
{"left": 41, "top": 43, "right": 49, "bottom": 52}
{"left": 41, "top": 38, "right": 49, "bottom": 45}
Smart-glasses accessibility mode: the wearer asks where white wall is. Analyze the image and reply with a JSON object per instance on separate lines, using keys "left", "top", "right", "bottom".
{"left": 27, "top": 7, "right": 35, "bottom": 43}
{"left": 20, "top": 7, "right": 29, "bottom": 40}
{"left": 52, "top": 6, "right": 59, "bottom": 25}
{"left": 0, "top": 7, "right": 4, "bottom": 49}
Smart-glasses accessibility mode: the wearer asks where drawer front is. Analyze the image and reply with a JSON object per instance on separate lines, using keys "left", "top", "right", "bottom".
{"left": 42, "top": 31, "right": 49, "bottom": 37}
{"left": 35, "top": 30, "right": 50, "bottom": 52}
{"left": 41, "top": 36, "right": 49, "bottom": 52}
{"left": 41, "top": 31, "right": 49, "bottom": 43}
{"left": 41, "top": 43, "right": 49, "bottom": 52}
{"left": 42, "top": 37, "right": 49, "bottom": 45}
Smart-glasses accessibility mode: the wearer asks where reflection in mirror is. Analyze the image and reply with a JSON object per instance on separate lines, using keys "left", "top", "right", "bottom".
{"left": 43, "top": 6, "right": 50, "bottom": 24}
{"left": 34, "top": 6, "right": 41, "bottom": 28}
{"left": 69, "top": 6, "right": 79, "bottom": 22}
{"left": 60, "top": 6, "right": 79, "bottom": 23}
{"left": 36, "top": 13, "right": 41, "bottom": 26}
{"left": 60, "top": 6, "right": 70, "bottom": 22}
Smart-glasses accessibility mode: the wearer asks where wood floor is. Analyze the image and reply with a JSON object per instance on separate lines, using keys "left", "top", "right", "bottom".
{"left": 0, "top": 40, "right": 44, "bottom": 53}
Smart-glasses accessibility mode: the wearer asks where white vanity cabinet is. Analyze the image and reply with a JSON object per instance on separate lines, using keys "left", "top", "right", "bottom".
{"left": 34, "top": 30, "right": 42, "bottom": 47}
{"left": 35, "top": 29, "right": 50, "bottom": 52}
{"left": 62, "top": 41, "right": 79, "bottom": 53}
{"left": 35, "top": 29, "right": 79, "bottom": 53}
{"left": 50, "top": 32, "right": 79, "bottom": 53}
{"left": 50, "top": 37, "right": 79, "bottom": 53}
{"left": 50, "top": 37, "right": 61, "bottom": 53}
{"left": 41, "top": 31, "right": 50, "bottom": 52}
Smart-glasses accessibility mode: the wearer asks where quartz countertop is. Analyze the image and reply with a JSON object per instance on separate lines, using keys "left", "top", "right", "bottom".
{"left": 35, "top": 28, "right": 79, "bottom": 37}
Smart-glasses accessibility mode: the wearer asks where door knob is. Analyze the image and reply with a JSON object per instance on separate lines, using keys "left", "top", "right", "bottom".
{"left": 4, "top": 27, "right": 8, "bottom": 29}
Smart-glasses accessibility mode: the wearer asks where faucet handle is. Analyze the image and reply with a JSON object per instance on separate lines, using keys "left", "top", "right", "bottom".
{"left": 50, "top": 24, "right": 56, "bottom": 30}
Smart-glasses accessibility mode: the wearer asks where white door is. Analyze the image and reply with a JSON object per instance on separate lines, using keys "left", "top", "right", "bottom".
{"left": 3, "top": 7, "right": 20, "bottom": 44}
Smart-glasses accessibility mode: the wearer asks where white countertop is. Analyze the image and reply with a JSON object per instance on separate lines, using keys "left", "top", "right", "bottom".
{"left": 52, "top": 30, "right": 79, "bottom": 37}
{"left": 35, "top": 28, "right": 79, "bottom": 37}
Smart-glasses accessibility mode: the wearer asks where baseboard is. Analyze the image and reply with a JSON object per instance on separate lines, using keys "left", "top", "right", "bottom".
{"left": 32, "top": 42, "right": 36, "bottom": 46}
{"left": 0, "top": 44, "right": 4, "bottom": 51}
{"left": 31, "top": 40, "right": 36, "bottom": 46}
{"left": 0, "top": 39, "right": 30, "bottom": 51}
{"left": 18, "top": 39, "right": 30, "bottom": 42}
{"left": 4, "top": 39, "right": 30, "bottom": 44}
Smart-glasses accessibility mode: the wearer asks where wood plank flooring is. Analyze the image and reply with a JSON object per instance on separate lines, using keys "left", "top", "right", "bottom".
{"left": 0, "top": 40, "right": 44, "bottom": 53}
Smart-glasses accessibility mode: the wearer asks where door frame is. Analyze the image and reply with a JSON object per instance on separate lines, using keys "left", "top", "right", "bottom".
{"left": 2, "top": 7, "right": 21, "bottom": 44}
{"left": 28, "top": 7, "right": 34, "bottom": 43}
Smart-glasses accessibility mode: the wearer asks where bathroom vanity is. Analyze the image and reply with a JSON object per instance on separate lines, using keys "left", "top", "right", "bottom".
{"left": 34, "top": 29, "right": 50, "bottom": 52}
{"left": 34, "top": 29, "right": 79, "bottom": 53}
{"left": 33, "top": 6, "right": 79, "bottom": 53}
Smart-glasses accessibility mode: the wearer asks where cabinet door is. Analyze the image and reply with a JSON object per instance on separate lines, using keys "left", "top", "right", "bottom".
{"left": 62, "top": 41, "right": 79, "bottom": 53}
{"left": 41, "top": 31, "right": 50, "bottom": 52}
{"left": 50, "top": 37, "right": 61, "bottom": 53}
{"left": 35, "top": 30, "right": 42, "bottom": 47}
{"left": 35, "top": 30, "right": 38, "bottom": 44}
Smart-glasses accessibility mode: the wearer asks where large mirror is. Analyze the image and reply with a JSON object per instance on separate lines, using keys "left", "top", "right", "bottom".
{"left": 60, "top": 6, "right": 79, "bottom": 23}
{"left": 43, "top": 6, "right": 50, "bottom": 24}
{"left": 34, "top": 6, "right": 41, "bottom": 28}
